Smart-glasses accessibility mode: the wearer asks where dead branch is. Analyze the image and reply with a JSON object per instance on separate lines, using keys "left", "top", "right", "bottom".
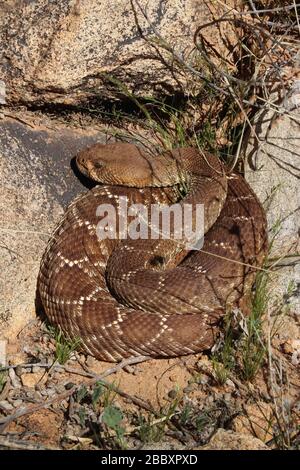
{"left": 0, "top": 355, "right": 150, "bottom": 434}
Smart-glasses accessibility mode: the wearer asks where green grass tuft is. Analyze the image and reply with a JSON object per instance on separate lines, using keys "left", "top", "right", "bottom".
{"left": 48, "top": 326, "right": 82, "bottom": 365}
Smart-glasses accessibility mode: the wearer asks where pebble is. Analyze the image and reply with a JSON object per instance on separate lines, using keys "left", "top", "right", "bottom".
{"left": 8, "top": 367, "right": 21, "bottom": 388}
{"left": 0, "top": 400, "right": 13, "bottom": 411}
{"left": 199, "top": 375, "right": 209, "bottom": 385}
{"left": 223, "top": 393, "right": 232, "bottom": 402}
{"left": 21, "top": 372, "right": 44, "bottom": 388}
{"left": 14, "top": 365, "right": 24, "bottom": 377}
{"left": 32, "top": 366, "right": 41, "bottom": 374}
{"left": 65, "top": 382, "right": 76, "bottom": 390}
{"left": 12, "top": 399, "right": 23, "bottom": 408}
{"left": 168, "top": 389, "right": 178, "bottom": 399}
{"left": 183, "top": 383, "right": 198, "bottom": 393}
{"left": 225, "top": 379, "right": 235, "bottom": 389}
{"left": 52, "top": 371, "right": 63, "bottom": 380}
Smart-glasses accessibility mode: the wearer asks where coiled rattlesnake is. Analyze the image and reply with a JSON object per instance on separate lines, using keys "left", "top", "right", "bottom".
{"left": 38, "top": 143, "right": 267, "bottom": 361}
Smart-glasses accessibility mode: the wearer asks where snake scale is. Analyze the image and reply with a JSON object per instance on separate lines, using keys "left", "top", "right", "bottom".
{"left": 38, "top": 143, "right": 268, "bottom": 361}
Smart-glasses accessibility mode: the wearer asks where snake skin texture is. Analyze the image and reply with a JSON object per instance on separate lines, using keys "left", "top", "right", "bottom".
{"left": 38, "top": 143, "right": 268, "bottom": 361}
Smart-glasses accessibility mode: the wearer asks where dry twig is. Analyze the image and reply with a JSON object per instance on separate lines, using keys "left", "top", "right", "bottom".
{"left": 0, "top": 355, "right": 150, "bottom": 434}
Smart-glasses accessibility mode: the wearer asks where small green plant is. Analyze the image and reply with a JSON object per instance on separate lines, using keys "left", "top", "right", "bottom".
{"left": 48, "top": 326, "right": 82, "bottom": 365}
{"left": 101, "top": 405, "right": 126, "bottom": 449}
{"left": 195, "top": 121, "right": 217, "bottom": 154}
{"left": 137, "top": 386, "right": 182, "bottom": 443}
{"left": 100, "top": 381, "right": 118, "bottom": 408}
{"left": 211, "top": 357, "right": 231, "bottom": 385}
{"left": 92, "top": 381, "right": 104, "bottom": 409}
{"left": 178, "top": 403, "right": 193, "bottom": 426}
{"left": 210, "top": 262, "right": 270, "bottom": 384}
{"left": 102, "top": 74, "right": 195, "bottom": 153}
{"left": 211, "top": 313, "right": 236, "bottom": 384}
{"left": 137, "top": 413, "right": 165, "bottom": 443}
{"left": 239, "top": 270, "right": 269, "bottom": 381}
{"left": 76, "top": 384, "right": 88, "bottom": 403}
{"left": 195, "top": 410, "right": 212, "bottom": 433}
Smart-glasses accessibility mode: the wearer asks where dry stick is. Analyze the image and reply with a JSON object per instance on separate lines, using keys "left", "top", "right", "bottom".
{"left": 215, "top": 0, "right": 300, "bottom": 15}
{"left": 228, "top": 119, "right": 246, "bottom": 173}
{"left": 0, "top": 355, "right": 150, "bottom": 434}
{"left": 0, "top": 362, "right": 154, "bottom": 413}
{"left": 256, "top": 96, "right": 300, "bottom": 123}
{"left": 63, "top": 364, "right": 156, "bottom": 414}
{"left": 194, "top": 15, "right": 297, "bottom": 126}
{"left": 179, "top": 243, "right": 272, "bottom": 274}
{"left": 0, "top": 362, "right": 92, "bottom": 375}
{"left": 293, "top": 0, "right": 300, "bottom": 34}
{"left": 248, "top": 0, "right": 260, "bottom": 19}
{"left": 212, "top": 0, "right": 299, "bottom": 31}
{"left": 222, "top": 75, "right": 270, "bottom": 163}
{"left": 0, "top": 435, "right": 58, "bottom": 451}
{"left": 133, "top": 0, "right": 273, "bottom": 159}
{"left": 2, "top": 112, "right": 36, "bottom": 129}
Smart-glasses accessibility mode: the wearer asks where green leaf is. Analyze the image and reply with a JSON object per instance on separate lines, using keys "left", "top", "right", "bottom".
{"left": 102, "top": 405, "right": 123, "bottom": 430}
{"left": 76, "top": 385, "right": 88, "bottom": 403}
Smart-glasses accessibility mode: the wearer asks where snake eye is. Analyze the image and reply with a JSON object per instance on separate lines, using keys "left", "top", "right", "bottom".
{"left": 149, "top": 255, "right": 165, "bottom": 268}
{"left": 93, "top": 161, "right": 105, "bottom": 169}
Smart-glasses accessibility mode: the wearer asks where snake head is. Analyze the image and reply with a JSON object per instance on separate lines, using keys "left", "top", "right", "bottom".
{"left": 76, "top": 142, "right": 154, "bottom": 187}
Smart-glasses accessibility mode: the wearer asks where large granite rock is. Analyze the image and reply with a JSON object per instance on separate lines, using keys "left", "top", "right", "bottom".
{"left": 0, "top": 0, "right": 240, "bottom": 106}
{"left": 0, "top": 114, "right": 106, "bottom": 349}
{"left": 200, "top": 428, "right": 268, "bottom": 450}
{"left": 244, "top": 78, "right": 300, "bottom": 360}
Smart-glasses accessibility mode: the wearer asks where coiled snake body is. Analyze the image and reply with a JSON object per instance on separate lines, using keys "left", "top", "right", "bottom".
{"left": 38, "top": 143, "right": 267, "bottom": 361}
